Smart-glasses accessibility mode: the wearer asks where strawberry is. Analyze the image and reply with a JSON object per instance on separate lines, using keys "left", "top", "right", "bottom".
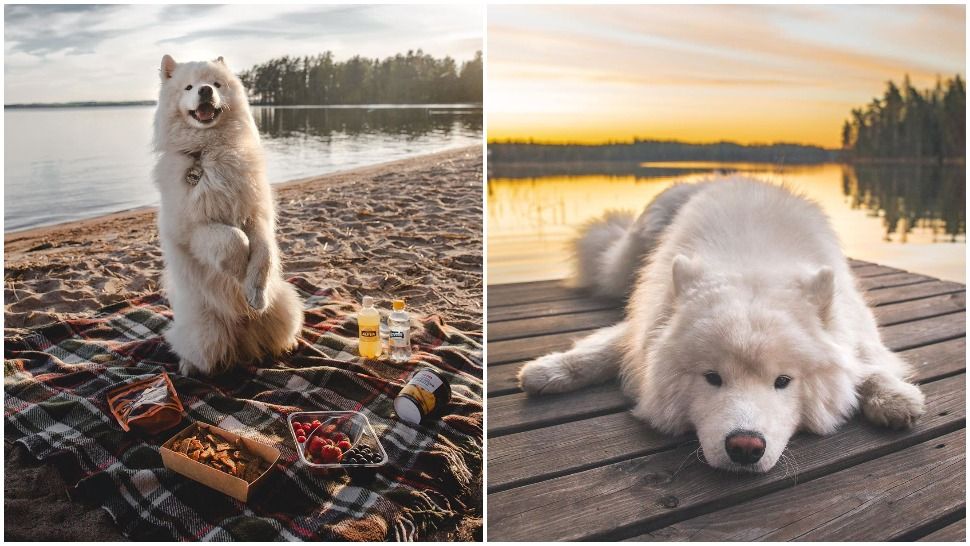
{"left": 332, "top": 432, "right": 349, "bottom": 444}
{"left": 337, "top": 440, "right": 352, "bottom": 451}
{"left": 308, "top": 436, "right": 327, "bottom": 455}
{"left": 296, "top": 435, "right": 306, "bottom": 444}
{"left": 319, "top": 444, "right": 343, "bottom": 463}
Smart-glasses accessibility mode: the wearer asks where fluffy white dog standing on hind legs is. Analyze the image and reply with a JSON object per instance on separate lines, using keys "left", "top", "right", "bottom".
{"left": 154, "top": 55, "right": 302, "bottom": 376}
{"left": 518, "top": 178, "right": 925, "bottom": 473}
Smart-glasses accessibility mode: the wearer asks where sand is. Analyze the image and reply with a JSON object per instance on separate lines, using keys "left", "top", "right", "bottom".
{"left": 3, "top": 145, "right": 483, "bottom": 541}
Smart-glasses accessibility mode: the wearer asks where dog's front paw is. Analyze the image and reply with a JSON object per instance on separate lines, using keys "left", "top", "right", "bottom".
{"left": 518, "top": 353, "right": 578, "bottom": 396}
{"left": 178, "top": 358, "right": 200, "bottom": 377}
{"left": 860, "top": 377, "right": 925, "bottom": 429}
{"left": 245, "top": 282, "right": 269, "bottom": 313}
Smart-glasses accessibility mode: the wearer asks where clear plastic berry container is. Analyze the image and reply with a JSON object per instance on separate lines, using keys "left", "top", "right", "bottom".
{"left": 287, "top": 410, "right": 387, "bottom": 469}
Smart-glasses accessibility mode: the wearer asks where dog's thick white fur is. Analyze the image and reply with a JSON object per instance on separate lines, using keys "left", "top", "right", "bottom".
{"left": 153, "top": 55, "right": 302, "bottom": 376}
{"left": 519, "top": 178, "right": 925, "bottom": 472}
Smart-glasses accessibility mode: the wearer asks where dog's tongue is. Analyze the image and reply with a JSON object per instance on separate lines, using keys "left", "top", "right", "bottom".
{"left": 196, "top": 104, "right": 215, "bottom": 121}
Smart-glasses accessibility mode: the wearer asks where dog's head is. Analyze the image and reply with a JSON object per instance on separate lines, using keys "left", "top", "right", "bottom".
{"left": 157, "top": 55, "right": 246, "bottom": 131}
{"left": 633, "top": 255, "right": 859, "bottom": 473}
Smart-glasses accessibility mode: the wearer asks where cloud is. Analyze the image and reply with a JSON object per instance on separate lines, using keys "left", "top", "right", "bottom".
{"left": 3, "top": 4, "right": 482, "bottom": 103}
{"left": 488, "top": 4, "right": 965, "bottom": 147}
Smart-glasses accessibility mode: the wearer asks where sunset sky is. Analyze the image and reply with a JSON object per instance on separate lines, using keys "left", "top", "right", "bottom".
{"left": 488, "top": 5, "right": 965, "bottom": 148}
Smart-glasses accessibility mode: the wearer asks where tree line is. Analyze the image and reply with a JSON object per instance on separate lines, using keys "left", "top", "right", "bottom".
{"left": 842, "top": 75, "right": 965, "bottom": 161}
{"left": 488, "top": 139, "right": 836, "bottom": 164}
{"left": 238, "top": 50, "right": 482, "bottom": 105}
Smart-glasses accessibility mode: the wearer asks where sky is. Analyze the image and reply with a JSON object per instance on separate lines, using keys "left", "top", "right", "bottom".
{"left": 488, "top": 5, "right": 966, "bottom": 148}
{"left": 4, "top": 4, "right": 483, "bottom": 104}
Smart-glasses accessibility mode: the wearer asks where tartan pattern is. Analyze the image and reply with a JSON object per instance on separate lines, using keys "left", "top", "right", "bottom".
{"left": 4, "top": 277, "right": 482, "bottom": 541}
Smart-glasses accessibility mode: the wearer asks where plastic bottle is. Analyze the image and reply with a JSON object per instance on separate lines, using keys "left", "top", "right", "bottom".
{"left": 388, "top": 299, "right": 411, "bottom": 362}
{"left": 358, "top": 296, "right": 382, "bottom": 359}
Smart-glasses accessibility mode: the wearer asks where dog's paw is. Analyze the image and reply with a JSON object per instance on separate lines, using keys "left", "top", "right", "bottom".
{"left": 860, "top": 378, "right": 925, "bottom": 430}
{"left": 246, "top": 282, "right": 269, "bottom": 313}
{"left": 518, "top": 353, "right": 578, "bottom": 396}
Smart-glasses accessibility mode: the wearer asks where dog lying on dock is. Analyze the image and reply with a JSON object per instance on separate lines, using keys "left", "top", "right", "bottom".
{"left": 153, "top": 55, "right": 302, "bottom": 376}
{"left": 518, "top": 179, "right": 925, "bottom": 472}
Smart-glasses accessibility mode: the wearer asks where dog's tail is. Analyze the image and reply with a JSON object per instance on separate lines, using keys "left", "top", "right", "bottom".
{"left": 571, "top": 182, "right": 710, "bottom": 300}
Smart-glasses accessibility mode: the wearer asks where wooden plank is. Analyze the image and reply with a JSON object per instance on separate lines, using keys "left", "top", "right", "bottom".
{"left": 488, "top": 297, "right": 617, "bottom": 323}
{"left": 488, "top": 280, "right": 578, "bottom": 308}
{"left": 918, "top": 519, "right": 966, "bottom": 542}
{"left": 487, "top": 340, "right": 967, "bottom": 491}
{"left": 488, "top": 381, "right": 628, "bottom": 436}
{"left": 857, "top": 272, "right": 934, "bottom": 291}
{"left": 852, "top": 263, "right": 906, "bottom": 278}
{"left": 873, "top": 292, "right": 966, "bottom": 326}
{"left": 486, "top": 374, "right": 965, "bottom": 541}
{"left": 626, "top": 429, "right": 965, "bottom": 541}
{"left": 868, "top": 280, "right": 965, "bottom": 306}
{"left": 488, "top": 329, "right": 596, "bottom": 365}
{"left": 879, "top": 312, "right": 965, "bottom": 352}
{"left": 488, "top": 308, "right": 622, "bottom": 342}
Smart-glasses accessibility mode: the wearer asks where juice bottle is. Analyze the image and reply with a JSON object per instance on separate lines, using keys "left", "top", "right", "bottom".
{"left": 358, "top": 296, "right": 382, "bottom": 359}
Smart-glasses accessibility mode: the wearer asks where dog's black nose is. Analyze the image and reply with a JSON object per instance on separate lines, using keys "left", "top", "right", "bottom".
{"left": 198, "top": 85, "right": 213, "bottom": 99}
{"left": 725, "top": 430, "right": 766, "bottom": 465}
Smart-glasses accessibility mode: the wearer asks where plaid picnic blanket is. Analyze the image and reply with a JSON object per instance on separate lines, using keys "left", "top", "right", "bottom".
{"left": 4, "top": 277, "right": 482, "bottom": 541}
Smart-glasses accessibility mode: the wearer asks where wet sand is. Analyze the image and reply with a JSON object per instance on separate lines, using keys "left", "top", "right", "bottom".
{"left": 3, "top": 145, "right": 483, "bottom": 540}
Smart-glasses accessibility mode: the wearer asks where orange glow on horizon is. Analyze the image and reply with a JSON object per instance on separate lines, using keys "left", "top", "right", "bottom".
{"left": 488, "top": 5, "right": 966, "bottom": 149}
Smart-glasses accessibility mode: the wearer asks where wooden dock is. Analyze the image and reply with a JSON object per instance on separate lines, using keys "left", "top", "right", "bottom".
{"left": 487, "top": 260, "right": 966, "bottom": 541}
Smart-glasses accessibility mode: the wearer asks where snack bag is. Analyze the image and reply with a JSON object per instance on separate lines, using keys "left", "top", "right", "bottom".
{"left": 107, "top": 373, "right": 184, "bottom": 434}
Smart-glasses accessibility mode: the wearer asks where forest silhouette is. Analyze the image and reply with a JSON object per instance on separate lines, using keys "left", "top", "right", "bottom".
{"left": 238, "top": 50, "right": 482, "bottom": 105}
{"left": 842, "top": 75, "right": 965, "bottom": 161}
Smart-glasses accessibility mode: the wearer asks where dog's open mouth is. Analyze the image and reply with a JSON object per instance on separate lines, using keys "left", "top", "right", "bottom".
{"left": 189, "top": 102, "right": 222, "bottom": 124}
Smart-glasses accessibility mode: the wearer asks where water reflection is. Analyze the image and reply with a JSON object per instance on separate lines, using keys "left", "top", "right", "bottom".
{"left": 488, "top": 162, "right": 965, "bottom": 284}
{"left": 844, "top": 164, "right": 965, "bottom": 243}
{"left": 254, "top": 106, "right": 482, "bottom": 139}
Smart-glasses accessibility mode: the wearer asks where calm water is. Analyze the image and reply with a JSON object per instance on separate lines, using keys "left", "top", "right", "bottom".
{"left": 488, "top": 162, "right": 965, "bottom": 283}
{"left": 4, "top": 104, "right": 482, "bottom": 231}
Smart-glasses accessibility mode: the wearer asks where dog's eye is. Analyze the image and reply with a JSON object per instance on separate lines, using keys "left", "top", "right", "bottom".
{"left": 184, "top": 85, "right": 193, "bottom": 91}
{"left": 213, "top": 82, "right": 221, "bottom": 88}
{"left": 775, "top": 375, "right": 792, "bottom": 389}
{"left": 703, "top": 371, "right": 722, "bottom": 387}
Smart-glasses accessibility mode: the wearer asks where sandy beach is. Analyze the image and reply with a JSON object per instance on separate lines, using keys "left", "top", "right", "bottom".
{"left": 4, "top": 145, "right": 483, "bottom": 540}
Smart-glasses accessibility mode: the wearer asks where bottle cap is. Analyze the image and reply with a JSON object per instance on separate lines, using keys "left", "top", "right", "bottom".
{"left": 362, "top": 296, "right": 374, "bottom": 308}
{"left": 392, "top": 299, "right": 405, "bottom": 311}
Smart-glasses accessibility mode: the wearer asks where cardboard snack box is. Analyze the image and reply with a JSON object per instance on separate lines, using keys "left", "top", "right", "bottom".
{"left": 159, "top": 421, "right": 280, "bottom": 502}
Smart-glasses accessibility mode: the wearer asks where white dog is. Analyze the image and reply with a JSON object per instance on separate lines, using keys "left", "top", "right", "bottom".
{"left": 518, "top": 179, "right": 925, "bottom": 472}
{"left": 153, "top": 55, "right": 302, "bottom": 376}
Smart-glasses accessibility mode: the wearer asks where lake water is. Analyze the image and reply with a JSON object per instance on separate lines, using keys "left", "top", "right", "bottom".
{"left": 488, "top": 162, "right": 965, "bottom": 283}
{"left": 4, "top": 104, "right": 482, "bottom": 232}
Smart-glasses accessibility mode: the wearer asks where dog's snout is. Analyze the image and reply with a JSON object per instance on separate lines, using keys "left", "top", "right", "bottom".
{"left": 725, "top": 430, "right": 766, "bottom": 465}
{"left": 198, "top": 85, "right": 213, "bottom": 99}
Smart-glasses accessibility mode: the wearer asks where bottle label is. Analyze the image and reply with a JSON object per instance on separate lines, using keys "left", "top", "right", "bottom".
{"left": 361, "top": 330, "right": 378, "bottom": 338}
{"left": 399, "top": 370, "right": 443, "bottom": 415}
{"left": 389, "top": 327, "right": 408, "bottom": 347}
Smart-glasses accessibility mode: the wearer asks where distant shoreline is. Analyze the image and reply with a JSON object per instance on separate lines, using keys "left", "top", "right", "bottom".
{"left": 4, "top": 101, "right": 483, "bottom": 109}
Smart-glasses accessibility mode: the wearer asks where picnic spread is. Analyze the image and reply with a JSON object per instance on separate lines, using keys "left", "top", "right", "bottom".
{"left": 4, "top": 277, "right": 483, "bottom": 541}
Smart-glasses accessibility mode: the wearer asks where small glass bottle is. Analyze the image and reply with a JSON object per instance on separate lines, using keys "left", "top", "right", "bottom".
{"left": 388, "top": 299, "right": 412, "bottom": 363}
{"left": 358, "top": 296, "right": 382, "bottom": 359}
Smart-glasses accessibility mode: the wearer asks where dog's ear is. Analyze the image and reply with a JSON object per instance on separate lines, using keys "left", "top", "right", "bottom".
{"left": 803, "top": 267, "right": 835, "bottom": 325}
{"left": 671, "top": 254, "right": 702, "bottom": 298}
{"left": 214, "top": 56, "right": 225, "bottom": 64}
{"left": 160, "top": 55, "right": 177, "bottom": 80}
